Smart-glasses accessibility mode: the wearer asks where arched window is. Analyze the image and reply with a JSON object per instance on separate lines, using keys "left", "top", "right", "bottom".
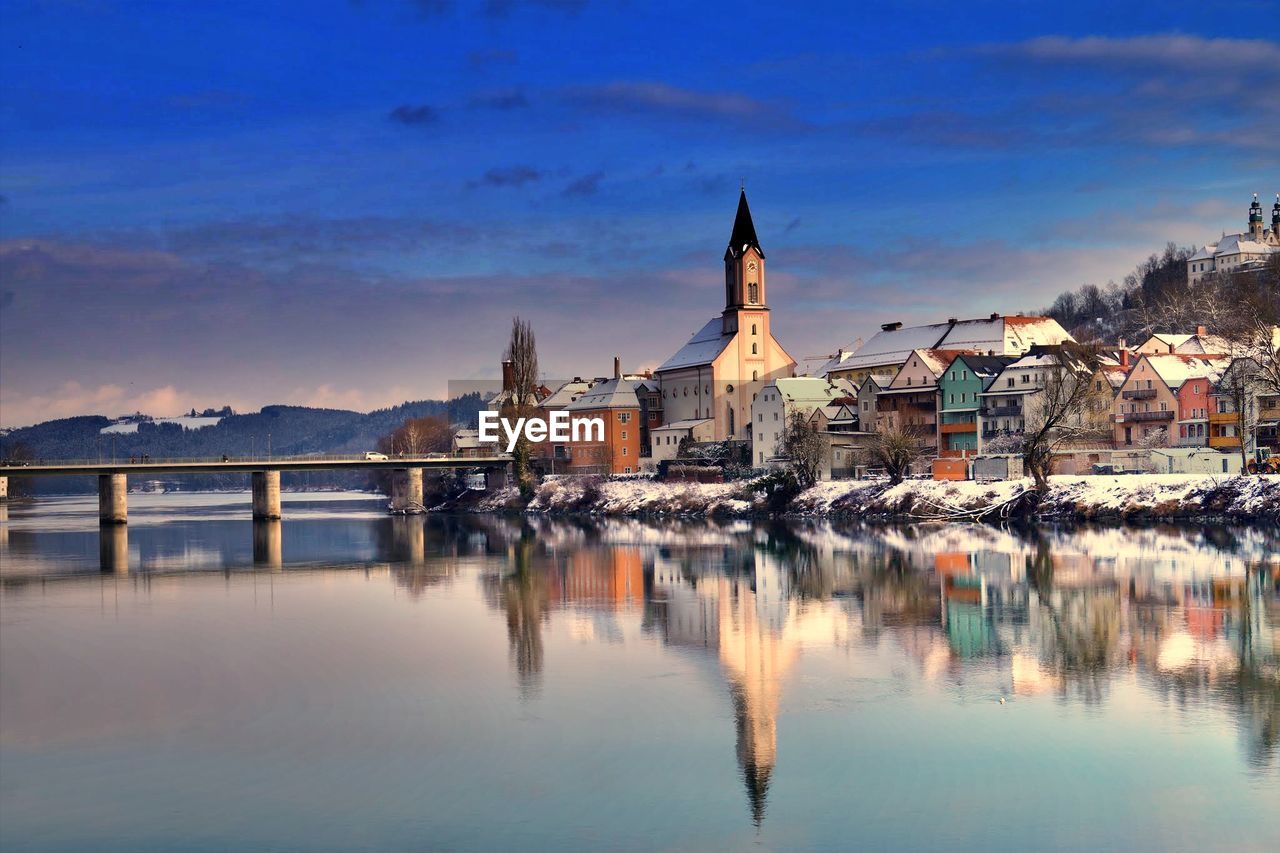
{"left": 751, "top": 324, "right": 757, "bottom": 335}
{"left": 748, "top": 282, "right": 759, "bottom": 303}
{"left": 752, "top": 343, "right": 758, "bottom": 354}
{"left": 752, "top": 370, "right": 758, "bottom": 381}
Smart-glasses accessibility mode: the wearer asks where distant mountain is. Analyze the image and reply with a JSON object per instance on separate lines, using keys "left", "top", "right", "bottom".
{"left": 0, "top": 394, "right": 485, "bottom": 495}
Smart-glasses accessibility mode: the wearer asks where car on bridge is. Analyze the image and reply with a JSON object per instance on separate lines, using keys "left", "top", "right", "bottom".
{"left": 363, "top": 451, "right": 389, "bottom": 461}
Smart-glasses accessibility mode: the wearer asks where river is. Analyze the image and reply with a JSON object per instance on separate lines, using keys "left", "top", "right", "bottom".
{"left": 1, "top": 491, "right": 1277, "bottom": 851}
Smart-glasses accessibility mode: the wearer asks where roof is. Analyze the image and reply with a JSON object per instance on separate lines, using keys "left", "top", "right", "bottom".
{"left": 539, "top": 380, "right": 593, "bottom": 409}
{"left": 564, "top": 378, "right": 642, "bottom": 411}
{"left": 657, "top": 317, "right": 734, "bottom": 371}
{"left": 766, "top": 377, "right": 856, "bottom": 405}
{"left": 819, "top": 315, "right": 1071, "bottom": 376}
{"left": 1139, "top": 354, "right": 1229, "bottom": 389}
{"left": 652, "top": 418, "right": 713, "bottom": 432}
{"left": 947, "top": 353, "right": 1016, "bottom": 379}
{"left": 1098, "top": 363, "right": 1130, "bottom": 388}
{"left": 726, "top": 189, "right": 763, "bottom": 258}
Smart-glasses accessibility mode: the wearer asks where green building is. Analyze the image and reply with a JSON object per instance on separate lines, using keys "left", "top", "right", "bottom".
{"left": 937, "top": 354, "right": 1013, "bottom": 455}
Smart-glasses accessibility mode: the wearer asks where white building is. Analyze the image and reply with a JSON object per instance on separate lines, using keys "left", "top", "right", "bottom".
{"left": 1187, "top": 194, "right": 1280, "bottom": 284}
{"left": 750, "top": 377, "right": 855, "bottom": 468}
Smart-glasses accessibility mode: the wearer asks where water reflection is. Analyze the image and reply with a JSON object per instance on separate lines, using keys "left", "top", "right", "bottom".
{"left": 1, "top": 494, "right": 1278, "bottom": 844}
{"left": 473, "top": 516, "right": 1280, "bottom": 820}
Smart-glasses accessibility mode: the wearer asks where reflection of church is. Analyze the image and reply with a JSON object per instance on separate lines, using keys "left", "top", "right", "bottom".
{"left": 648, "top": 553, "right": 795, "bottom": 825}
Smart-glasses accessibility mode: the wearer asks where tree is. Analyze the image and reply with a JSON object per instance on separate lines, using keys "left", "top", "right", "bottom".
{"left": 1020, "top": 345, "right": 1109, "bottom": 492}
{"left": 1216, "top": 357, "right": 1262, "bottom": 473}
{"left": 503, "top": 316, "right": 540, "bottom": 489}
{"left": 780, "top": 409, "right": 823, "bottom": 489}
{"left": 378, "top": 415, "right": 451, "bottom": 457}
{"left": 870, "top": 426, "right": 920, "bottom": 486}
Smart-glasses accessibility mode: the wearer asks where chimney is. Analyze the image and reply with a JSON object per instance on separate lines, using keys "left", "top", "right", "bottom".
{"left": 989, "top": 312, "right": 1000, "bottom": 321}
{"left": 501, "top": 359, "right": 514, "bottom": 392}
{"left": 1120, "top": 349, "right": 1130, "bottom": 368}
{"left": 1196, "top": 325, "right": 1206, "bottom": 337}
{"left": 613, "top": 356, "right": 621, "bottom": 380}
{"left": 881, "top": 321, "right": 903, "bottom": 332}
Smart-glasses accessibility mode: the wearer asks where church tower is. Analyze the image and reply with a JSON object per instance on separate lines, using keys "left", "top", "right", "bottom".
{"left": 723, "top": 189, "right": 767, "bottom": 335}
{"left": 1249, "top": 193, "right": 1264, "bottom": 240}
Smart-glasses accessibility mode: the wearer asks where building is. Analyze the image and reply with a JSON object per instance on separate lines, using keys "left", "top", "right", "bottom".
{"left": 1187, "top": 194, "right": 1280, "bottom": 284}
{"left": 1113, "top": 354, "right": 1226, "bottom": 448}
{"left": 656, "top": 191, "right": 797, "bottom": 443}
{"left": 937, "top": 354, "right": 1015, "bottom": 456}
{"left": 563, "top": 363, "right": 650, "bottom": 475}
{"left": 750, "top": 377, "right": 855, "bottom": 468}
{"left": 819, "top": 314, "right": 1072, "bottom": 386}
{"left": 534, "top": 378, "right": 593, "bottom": 470}
{"left": 1209, "top": 357, "right": 1280, "bottom": 455}
{"left": 875, "top": 349, "right": 974, "bottom": 456}
{"left": 979, "top": 348, "right": 1065, "bottom": 445}
{"left": 1134, "top": 327, "right": 1230, "bottom": 356}
{"left": 649, "top": 418, "right": 717, "bottom": 465}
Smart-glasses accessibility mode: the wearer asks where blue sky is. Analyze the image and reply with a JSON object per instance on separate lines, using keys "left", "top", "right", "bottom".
{"left": 1, "top": 0, "right": 1277, "bottom": 426}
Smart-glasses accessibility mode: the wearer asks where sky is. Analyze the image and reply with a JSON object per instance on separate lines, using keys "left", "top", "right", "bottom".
{"left": 1, "top": 0, "right": 1278, "bottom": 427}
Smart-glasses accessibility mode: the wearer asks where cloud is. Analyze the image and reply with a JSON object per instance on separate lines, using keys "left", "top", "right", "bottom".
{"left": 467, "top": 165, "right": 542, "bottom": 189}
{"left": 388, "top": 103, "right": 439, "bottom": 125}
{"left": 469, "top": 89, "right": 529, "bottom": 110}
{"left": 565, "top": 81, "right": 790, "bottom": 125}
{"left": 0, "top": 381, "right": 244, "bottom": 428}
{"left": 563, "top": 171, "right": 604, "bottom": 197}
{"left": 979, "top": 34, "right": 1280, "bottom": 74}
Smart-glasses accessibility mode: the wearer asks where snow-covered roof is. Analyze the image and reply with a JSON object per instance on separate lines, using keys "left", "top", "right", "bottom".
{"left": 768, "top": 377, "right": 856, "bottom": 404}
{"left": 1211, "top": 233, "right": 1280, "bottom": 258}
{"left": 1140, "top": 354, "right": 1229, "bottom": 389}
{"left": 657, "top": 317, "right": 733, "bottom": 372}
{"left": 652, "top": 418, "right": 713, "bottom": 432}
{"left": 820, "top": 315, "right": 1071, "bottom": 376}
{"left": 539, "top": 380, "right": 593, "bottom": 409}
{"left": 565, "top": 378, "right": 643, "bottom": 411}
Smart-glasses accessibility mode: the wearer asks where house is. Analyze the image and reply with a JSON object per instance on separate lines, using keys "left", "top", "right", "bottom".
{"left": 750, "top": 377, "right": 855, "bottom": 468}
{"left": 875, "top": 349, "right": 973, "bottom": 455}
{"left": 936, "top": 354, "right": 1015, "bottom": 457}
{"left": 819, "top": 314, "right": 1072, "bottom": 386}
{"left": 1113, "top": 354, "right": 1227, "bottom": 448}
{"left": 563, "top": 363, "right": 647, "bottom": 475}
{"left": 534, "top": 377, "right": 594, "bottom": 469}
{"left": 980, "top": 348, "right": 1068, "bottom": 445}
{"left": 655, "top": 191, "right": 797, "bottom": 444}
{"left": 1134, "top": 326, "right": 1230, "bottom": 356}
{"left": 855, "top": 374, "right": 884, "bottom": 434}
{"left": 980, "top": 345, "right": 1112, "bottom": 453}
{"left": 1209, "top": 357, "right": 1280, "bottom": 455}
{"left": 807, "top": 402, "right": 876, "bottom": 479}
{"left": 649, "top": 418, "right": 716, "bottom": 465}
{"left": 451, "top": 428, "right": 484, "bottom": 458}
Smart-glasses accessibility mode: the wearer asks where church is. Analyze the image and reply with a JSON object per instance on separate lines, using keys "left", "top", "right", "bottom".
{"left": 655, "top": 191, "right": 797, "bottom": 444}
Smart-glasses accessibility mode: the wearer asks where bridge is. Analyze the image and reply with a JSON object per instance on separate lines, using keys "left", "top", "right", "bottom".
{"left": 0, "top": 454, "right": 512, "bottom": 523}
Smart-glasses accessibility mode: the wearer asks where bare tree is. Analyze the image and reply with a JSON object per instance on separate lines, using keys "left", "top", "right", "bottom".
{"left": 1216, "top": 357, "right": 1262, "bottom": 473}
{"left": 870, "top": 426, "right": 920, "bottom": 486}
{"left": 780, "top": 409, "right": 823, "bottom": 489}
{"left": 504, "top": 316, "right": 539, "bottom": 415}
{"left": 1021, "top": 345, "right": 1109, "bottom": 492}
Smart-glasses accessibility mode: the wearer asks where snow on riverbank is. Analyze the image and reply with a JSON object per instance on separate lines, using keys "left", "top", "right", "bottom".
{"left": 470, "top": 473, "right": 1280, "bottom": 522}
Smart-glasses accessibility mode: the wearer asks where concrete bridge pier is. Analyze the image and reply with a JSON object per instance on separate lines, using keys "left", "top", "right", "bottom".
{"left": 98, "top": 473, "right": 128, "bottom": 524}
{"left": 0, "top": 475, "right": 8, "bottom": 502}
{"left": 390, "top": 468, "right": 425, "bottom": 513}
{"left": 251, "top": 470, "right": 282, "bottom": 520}
{"left": 99, "top": 524, "right": 129, "bottom": 574}
{"left": 485, "top": 466, "right": 507, "bottom": 491}
{"left": 252, "top": 519, "right": 283, "bottom": 570}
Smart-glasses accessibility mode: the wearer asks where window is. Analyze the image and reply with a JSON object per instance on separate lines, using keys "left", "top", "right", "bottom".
{"left": 753, "top": 371, "right": 758, "bottom": 381}
{"left": 624, "top": 467, "right": 631, "bottom": 474}
{"left": 758, "top": 413, "right": 763, "bottom": 422}
{"left": 751, "top": 324, "right": 757, "bottom": 335}
{"left": 621, "top": 430, "right": 627, "bottom": 439}
{"left": 621, "top": 447, "right": 628, "bottom": 456}
{"left": 618, "top": 412, "right": 631, "bottom": 423}
{"left": 752, "top": 343, "right": 758, "bottom": 355}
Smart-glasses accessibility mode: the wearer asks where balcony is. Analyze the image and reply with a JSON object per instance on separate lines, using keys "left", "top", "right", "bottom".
{"left": 1122, "top": 388, "right": 1158, "bottom": 400}
{"left": 1208, "top": 410, "right": 1238, "bottom": 424}
{"left": 1209, "top": 435, "right": 1241, "bottom": 449}
{"left": 1121, "top": 410, "right": 1174, "bottom": 423}
{"left": 983, "top": 405, "right": 1022, "bottom": 417}
{"left": 940, "top": 422, "right": 976, "bottom": 434}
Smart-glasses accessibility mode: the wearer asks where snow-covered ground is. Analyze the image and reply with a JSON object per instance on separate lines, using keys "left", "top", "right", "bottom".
{"left": 469, "top": 474, "right": 1280, "bottom": 522}
{"left": 100, "top": 416, "right": 222, "bottom": 434}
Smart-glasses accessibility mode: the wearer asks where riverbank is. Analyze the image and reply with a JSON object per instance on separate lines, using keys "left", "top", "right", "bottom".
{"left": 467, "top": 473, "right": 1280, "bottom": 522}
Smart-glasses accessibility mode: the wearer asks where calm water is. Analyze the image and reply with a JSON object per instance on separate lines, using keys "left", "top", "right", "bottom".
{"left": 1, "top": 492, "right": 1278, "bottom": 852}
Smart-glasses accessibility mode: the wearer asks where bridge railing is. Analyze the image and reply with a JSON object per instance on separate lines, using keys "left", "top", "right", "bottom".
{"left": 1, "top": 453, "right": 511, "bottom": 467}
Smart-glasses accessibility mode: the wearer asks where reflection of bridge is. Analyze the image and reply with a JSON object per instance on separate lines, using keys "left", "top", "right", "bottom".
{"left": 0, "top": 454, "right": 511, "bottom": 522}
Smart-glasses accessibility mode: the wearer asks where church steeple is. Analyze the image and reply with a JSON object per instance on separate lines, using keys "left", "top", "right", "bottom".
{"left": 726, "top": 189, "right": 764, "bottom": 260}
{"left": 723, "top": 190, "right": 767, "bottom": 314}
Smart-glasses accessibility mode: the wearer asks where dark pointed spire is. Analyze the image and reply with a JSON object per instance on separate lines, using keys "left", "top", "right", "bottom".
{"left": 727, "top": 189, "right": 764, "bottom": 258}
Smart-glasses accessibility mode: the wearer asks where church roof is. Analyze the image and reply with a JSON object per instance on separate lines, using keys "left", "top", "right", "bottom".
{"left": 657, "top": 317, "right": 734, "bottom": 371}
{"left": 726, "top": 189, "right": 763, "bottom": 258}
